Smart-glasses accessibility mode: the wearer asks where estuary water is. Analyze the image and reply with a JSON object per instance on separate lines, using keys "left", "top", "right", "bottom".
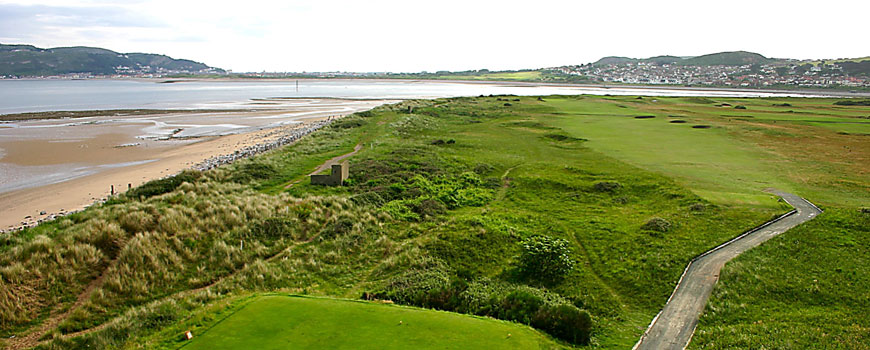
{"left": 0, "top": 79, "right": 833, "bottom": 114}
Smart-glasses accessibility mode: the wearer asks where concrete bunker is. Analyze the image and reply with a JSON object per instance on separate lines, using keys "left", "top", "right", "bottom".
{"left": 311, "top": 163, "right": 349, "bottom": 186}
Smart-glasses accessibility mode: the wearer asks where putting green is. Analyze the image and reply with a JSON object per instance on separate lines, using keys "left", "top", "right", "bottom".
{"left": 181, "top": 295, "right": 562, "bottom": 350}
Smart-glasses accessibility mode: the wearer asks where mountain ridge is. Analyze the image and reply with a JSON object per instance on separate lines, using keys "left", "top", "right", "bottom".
{"left": 594, "top": 51, "right": 775, "bottom": 66}
{"left": 0, "top": 43, "right": 224, "bottom": 77}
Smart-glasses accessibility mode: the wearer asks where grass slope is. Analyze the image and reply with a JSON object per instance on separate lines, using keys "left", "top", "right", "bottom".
{"left": 182, "top": 295, "right": 561, "bottom": 350}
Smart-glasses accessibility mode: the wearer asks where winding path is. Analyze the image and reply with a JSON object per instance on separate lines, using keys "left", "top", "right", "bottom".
{"left": 634, "top": 190, "right": 822, "bottom": 350}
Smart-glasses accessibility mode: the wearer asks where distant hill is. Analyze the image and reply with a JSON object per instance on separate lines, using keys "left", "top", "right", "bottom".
{"left": 0, "top": 43, "right": 224, "bottom": 77}
{"left": 593, "top": 51, "right": 777, "bottom": 66}
{"left": 678, "top": 51, "right": 773, "bottom": 66}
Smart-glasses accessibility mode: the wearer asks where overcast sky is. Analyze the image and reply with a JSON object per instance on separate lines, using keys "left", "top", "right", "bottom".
{"left": 1, "top": 0, "right": 867, "bottom": 72}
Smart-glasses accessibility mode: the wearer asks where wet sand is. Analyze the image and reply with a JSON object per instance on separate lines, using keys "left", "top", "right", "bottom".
{"left": 0, "top": 98, "right": 392, "bottom": 231}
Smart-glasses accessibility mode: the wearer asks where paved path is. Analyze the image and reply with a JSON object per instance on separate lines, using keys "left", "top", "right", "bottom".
{"left": 634, "top": 191, "right": 821, "bottom": 350}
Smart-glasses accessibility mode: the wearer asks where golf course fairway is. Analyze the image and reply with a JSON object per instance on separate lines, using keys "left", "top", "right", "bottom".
{"left": 181, "top": 295, "right": 563, "bottom": 350}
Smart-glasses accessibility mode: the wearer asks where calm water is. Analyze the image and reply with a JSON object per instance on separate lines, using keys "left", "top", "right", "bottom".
{"left": 0, "top": 79, "right": 833, "bottom": 114}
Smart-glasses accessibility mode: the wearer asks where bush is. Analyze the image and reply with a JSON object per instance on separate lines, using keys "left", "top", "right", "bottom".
{"left": 518, "top": 236, "right": 574, "bottom": 284}
{"left": 498, "top": 290, "right": 543, "bottom": 324}
{"left": 230, "top": 162, "right": 277, "bottom": 183}
{"left": 532, "top": 304, "right": 593, "bottom": 345}
{"left": 642, "top": 217, "right": 672, "bottom": 232}
{"left": 126, "top": 170, "right": 201, "bottom": 199}
{"left": 330, "top": 118, "right": 367, "bottom": 129}
{"left": 734, "top": 105, "right": 747, "bottom": 109}
{"left": 833, "top": 100, "right": 870, "bottom": 106}
{"left": 593, "top": 181, "right": 622, "bottom": 192}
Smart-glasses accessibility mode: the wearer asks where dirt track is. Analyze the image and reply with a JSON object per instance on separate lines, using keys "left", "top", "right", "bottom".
{"left": 634, "top": 190, "right": 821, "bottom": 350}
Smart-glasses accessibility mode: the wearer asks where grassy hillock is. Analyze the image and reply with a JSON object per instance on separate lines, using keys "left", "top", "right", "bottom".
{"left": 1, "top": 95, "right": 867, "bottom": 349}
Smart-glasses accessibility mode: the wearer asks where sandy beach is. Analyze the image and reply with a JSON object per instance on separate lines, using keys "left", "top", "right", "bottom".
{"left": 0, "top": 98, "right": 392, "bottom": 231}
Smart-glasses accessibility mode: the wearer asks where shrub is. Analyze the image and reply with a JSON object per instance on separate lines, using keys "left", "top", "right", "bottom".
{"left": 127, "top": 170, "right": 200, "bottom": 199}
{"left": 734, "top": 105, "right": 747, "bottom": 109}
{"left": 532, "top": 304, "right": 593, "bottom": 345}
{"left": 593, "top": 181, "right": 622, "bottom": 192}
{"left": 350, "top": 191, "right": 386, "bottom": 207}
{"left": 642, "top": 217, "right": 672, "bottom": 232}
{"left": 230, "top": 162, "right": 277, "bottom": 183}
{"left": 330, "top": 118, "right": 367, "bottom": 129}
{"left": 518, "top": 236, "right": 574, "bottom": 284}
{"left": 833, "top": 100, "right": 870, "bottom": 106}
{"left": 498, "top": 290, "right": 543, "bottom": 324}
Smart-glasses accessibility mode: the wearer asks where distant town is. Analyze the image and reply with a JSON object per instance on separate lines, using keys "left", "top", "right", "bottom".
{"left": 2, "top": 44, "right": 869, "bottom": 91}
{"left": 551, "top": 60, "right": 870, "bottom": 89}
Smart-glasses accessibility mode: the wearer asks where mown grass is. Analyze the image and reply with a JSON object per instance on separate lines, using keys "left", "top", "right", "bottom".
{"left": 181, "top": 294, "right": 563, "bottom": 350}
{"left": 0, "top": 95, "right": 866, "bottom": 349}
{"left": 541, "top": 95, "right": 870, "bottom": 207}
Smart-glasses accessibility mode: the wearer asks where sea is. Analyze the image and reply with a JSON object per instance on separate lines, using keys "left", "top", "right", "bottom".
{"left": 0, "top": 79, "right": 835, "bottom": 114}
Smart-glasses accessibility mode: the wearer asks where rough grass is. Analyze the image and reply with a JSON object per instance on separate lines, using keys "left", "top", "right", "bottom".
{"left": 690, "top": 208, "right": 870, "bottom": 349}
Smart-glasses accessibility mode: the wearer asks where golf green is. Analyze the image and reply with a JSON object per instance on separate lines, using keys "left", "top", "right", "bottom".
{"left": 181, "top": 295, "right": 561, "bottom": 349}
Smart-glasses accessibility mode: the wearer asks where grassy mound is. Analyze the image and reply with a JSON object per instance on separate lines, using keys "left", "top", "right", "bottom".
{"left": 181, "top": 295, "right": 562, "bottom": 350}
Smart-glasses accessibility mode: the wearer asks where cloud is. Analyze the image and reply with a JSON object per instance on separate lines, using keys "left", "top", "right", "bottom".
{"left": 0, "top": 3, "right": 165, "bottom": 43}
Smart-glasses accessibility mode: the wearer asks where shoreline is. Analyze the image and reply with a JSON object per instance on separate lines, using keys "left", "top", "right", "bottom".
{"left": 0, "top": 118, "right": 331, "bottom": 232}
{"left": 0, "top": 101, "right": 391, "bottom": 232}
{"left": 3, "top": 77, "right": 865, "bottom": 98}
{"left": 79, "top": 77, "right": 870, "bottom": 98}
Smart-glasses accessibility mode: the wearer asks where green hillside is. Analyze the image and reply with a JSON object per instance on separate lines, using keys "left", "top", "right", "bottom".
{"left": 0, "top": 43, "right": 223, "bottom": 76}
{"left": 678, "top": 51, "right": 774, "bottom": 66}
{"left": 593, "top": 51, "right": 777, "bottom": 67}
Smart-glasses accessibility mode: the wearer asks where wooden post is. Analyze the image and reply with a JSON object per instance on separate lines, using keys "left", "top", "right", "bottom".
{"left": 111, "top": 185, "right": 114, "bottom": 196}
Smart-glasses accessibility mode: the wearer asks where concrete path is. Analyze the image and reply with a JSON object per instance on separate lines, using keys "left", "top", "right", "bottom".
{"left": 634, "top": 191, "right": 821, "bottom": 350}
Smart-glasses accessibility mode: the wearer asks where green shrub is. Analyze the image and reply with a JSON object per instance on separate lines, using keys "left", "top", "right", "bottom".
{"left": 532, "top": 304, "right": 593, "bottom": 345}
{"left": 498, "top": 290, "right": 544, "bottom": 324}
{"left": 642, "top": 217, "right": 672, "bottom": 232}
{"left": 230, "top": 162, "right": 278, "bottom": 183}
{"left": 127, "top": 170, "right": 200, "bottom": 199}
{"left": 517, "top": 236, "right": 574, "bottom": 284}
{"left": 593, "top": 181, "right": 622, "bottom": 192}
{"left": 331, "top": 118, "right": 367, "bottom": 129}
{"left": 833, "top": 100, "right": 870, "bottom": 106}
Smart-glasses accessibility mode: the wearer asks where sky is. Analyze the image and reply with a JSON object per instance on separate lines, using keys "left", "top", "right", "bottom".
{"left": 1, "top": 0, "right": 868, "bottom": 73}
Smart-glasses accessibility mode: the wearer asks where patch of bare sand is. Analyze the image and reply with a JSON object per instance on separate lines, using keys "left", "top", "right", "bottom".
{"left": 0, "top": 121, "right": 321, "bottom": 231}
{"left": 0, "top": 133, "right": 166, "bottom": 166}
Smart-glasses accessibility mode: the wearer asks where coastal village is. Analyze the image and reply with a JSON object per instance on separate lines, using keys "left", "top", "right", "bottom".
{"left": 553, "top": 60, "right": 870, "bottom": 89}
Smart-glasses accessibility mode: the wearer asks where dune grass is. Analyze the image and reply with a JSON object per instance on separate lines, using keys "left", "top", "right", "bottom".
{"left": 180, "top": 294, "right": 562, "bottom": 350}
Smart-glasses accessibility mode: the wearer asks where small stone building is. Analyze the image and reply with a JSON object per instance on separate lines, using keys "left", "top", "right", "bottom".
{"left": 310, "top": 163, "right": 349, "bottom": 186}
